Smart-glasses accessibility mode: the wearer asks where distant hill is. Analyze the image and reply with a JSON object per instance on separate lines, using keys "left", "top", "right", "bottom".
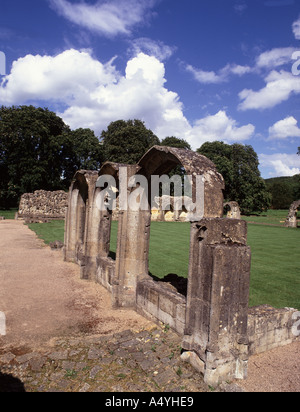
{"left": 264, "top": 174, "right": 300, "bottom": 209}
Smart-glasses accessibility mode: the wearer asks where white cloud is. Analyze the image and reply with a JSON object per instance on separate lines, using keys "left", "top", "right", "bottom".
{"left": 256, "top": 47, "right": 296, "bottom": 69}
{"left": 238, "top": 70, "right": 300, "bottom": 110}
{"left": 129, "top": 38, "right": 176, "bottom": 61}
{"left": 186, "top": 62, "right": 252, "bottom": 84}
{"left": 0, "top": 49, "right": 255, "bottom": 150}
{"left": 0, "top": 49, "right": 119, "bottom": 106}
{"left": 186, "top": 110, "right": 255, "bottom": 149}
{"left": 292, "top": 15, "right": 300, "bottom": 39}
{"left": 49, "top": 0, "right": 157, "bottom": 37}
{"left": 269, "top": 116, "right": 300, "bottom": 139}
{"left": 259, "top": 153, "right": 300, "bottom": 177}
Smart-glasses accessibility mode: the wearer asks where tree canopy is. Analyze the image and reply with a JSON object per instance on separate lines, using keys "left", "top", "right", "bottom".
{"left": 0, "top": 106, "right": 103, "bottom": 208}
{"left": 101, "top": 119, "right": 160, "bottom": 165}
{"left": 197, "top": 141, "right": 271, "bottom": 214}
{"left": 160, "top": 136, "right": 192, "bottom": 150}
{"left": 265, "top": 175, "right": 300, "bottom": 208}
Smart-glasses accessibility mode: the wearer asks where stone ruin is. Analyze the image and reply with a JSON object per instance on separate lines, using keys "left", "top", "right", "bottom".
{"left": 224, "top": 201, "right": 241, "bottom": 220}
{"left": 63, "top": 146, "right": 299, "bottom": 386}
{"left": 284, "top": 200, "right": 300, "bottom": 228}
{"left": 17, "top": 190, "right": 68, "bottom": 223}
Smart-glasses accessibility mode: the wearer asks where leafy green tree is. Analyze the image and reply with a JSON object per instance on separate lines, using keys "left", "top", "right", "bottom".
{"left": 197, "top": 141, "right": 234, "bottom": 201}
{"left": 161, "top": 136, "right": 192, "bottom": 150}
{"left": 159, "top": 137, "right": 192, "bottom": 196}
{"left": 268, "top": 181, "right": 293, "bottom": 209}
{"left": 101, "top": 119, "right": 160, "bottom": 164}
{"left": 197, "top": 141, "right": 271, "bottom": 214}
{"left": 293, "top": 174, "right": 300, "bottom": 199}
{"left": 0, "top": 105, "right": 103, "bottom": 208}
{"left": 61, "top": 128, "right": 103, "bottom": 185}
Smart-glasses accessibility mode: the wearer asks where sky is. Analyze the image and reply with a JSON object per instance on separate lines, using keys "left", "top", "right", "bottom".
{"left": 1, "top": 0, "right": 300, "bottom": 178}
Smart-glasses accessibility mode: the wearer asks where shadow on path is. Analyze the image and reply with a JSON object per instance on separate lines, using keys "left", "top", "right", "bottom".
{"left": 0, "top": 371, "right": 26, "bottom": 392}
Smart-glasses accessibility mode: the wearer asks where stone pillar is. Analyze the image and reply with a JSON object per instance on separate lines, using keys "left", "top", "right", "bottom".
{"left": 112, "top": 165, "right": 151, "bottom": 308}
{"left": 113, "top": 209, "right": 151, "bottom": 308}
{"left": 64, "top": 187, "right": 79, "bottom": 262}
{"left": 182, "top": 218, "right": 251, "bottom": 387}
{"left": 79, "top": 172, "right": 101, "bottom": 280}
{"left": 63, "top": 171, "right": 97, "bottom": 267}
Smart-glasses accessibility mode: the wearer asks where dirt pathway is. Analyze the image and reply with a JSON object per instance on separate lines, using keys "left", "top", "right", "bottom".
{"left": 0, "top": 220, "right": 152, "bottom": 350}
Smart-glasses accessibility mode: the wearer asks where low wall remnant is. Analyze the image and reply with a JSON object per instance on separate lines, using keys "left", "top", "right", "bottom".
{"left": 17, "top": 190, "right": 68, "bottom": 222}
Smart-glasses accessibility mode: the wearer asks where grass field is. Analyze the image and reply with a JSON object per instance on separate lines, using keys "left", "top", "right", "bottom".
{"left": 27, "top": 220, "right": 65, "bottom": 245}
{"left": 23, "top": 216, "right": 300, "bottom": 310}
{"left": 241, "top": 209, "right": 297, "bottom": 227}
{"left": 0, "top": 209, "right": 18, "bottom": 220}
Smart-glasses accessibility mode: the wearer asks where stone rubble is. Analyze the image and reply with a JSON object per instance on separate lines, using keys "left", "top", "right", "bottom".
{"left": 0, "top": 325, "right": 242, "bottom": 392}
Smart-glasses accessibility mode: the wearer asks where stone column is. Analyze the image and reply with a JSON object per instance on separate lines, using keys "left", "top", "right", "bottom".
{"left": 112, "top": 165, "right": 151, "bottom": 308}
{"left": 79, "top": 172, "right": 100, "bottom": 280}
{"left": 182, "top": 218, "right": 251, "bottom": 387}
{"left": 64, "top": 187, "right": 79, "bottom": 262}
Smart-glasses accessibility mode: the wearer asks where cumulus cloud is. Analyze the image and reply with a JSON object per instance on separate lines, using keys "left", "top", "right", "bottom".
{"left": 49, "top": 0, "right": 157, "bottom": 37}
{"left": 186, "top": 110, "right": 255, "bottom": 149}
{"left": 238, "top": 70, "right": 300, "bottom": 110}
{"left": 259, "top": 153, "right": 300, "bottom": 177}
{"left": 0, "top": 49, "right": 254, "bottom": 149}
{"left": 269, "top": 116, "right": 300, "bottom": 139}
{"left": 0, "top": 49, "right": 119, "bottom": 106}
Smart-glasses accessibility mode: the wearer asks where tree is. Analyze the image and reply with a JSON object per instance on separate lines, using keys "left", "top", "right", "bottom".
{"left": 101, "top": 119, "right": 160, "bottom": 164}
{"left": 61, "top": 128, "right": 103, "bottom": 186}
{"left": 197, "top": 141, "right": 271, "bottom": 214}
{"left": 161, "top": 136, "right": 192, "bottom": 150}
{"left": 0, "top": 106, "right": 103, "bottom": 208}
{"left": 197, "top": 141, "right": 234, "bottom": 201}
{"left": 268, "top": 181, "right": 293, "bottom": 209}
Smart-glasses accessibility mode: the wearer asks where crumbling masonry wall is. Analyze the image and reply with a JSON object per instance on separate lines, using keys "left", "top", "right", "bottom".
{"left": 18, "top": 190, "right": 68, "bottom": 222}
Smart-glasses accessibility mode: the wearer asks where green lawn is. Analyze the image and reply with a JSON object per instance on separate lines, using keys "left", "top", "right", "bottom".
{"left": 241, "top": 209, "right": 292, "bottom": 226}
{"left": 25, "top": 218, "right": 300, "bottom": 310}
{"left": 0, "top": 209, "right": 18, "bottom": 220}
{"left": 27, "top": 220, "right": 65, "bottom": 245}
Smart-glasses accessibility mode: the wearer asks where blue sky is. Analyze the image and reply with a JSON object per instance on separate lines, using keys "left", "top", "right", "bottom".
{"left": 1, "top": 0, "right": 300, "bottom": 178}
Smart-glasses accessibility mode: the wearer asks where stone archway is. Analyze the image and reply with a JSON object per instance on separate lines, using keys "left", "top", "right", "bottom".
{"left": 64, "top": 170, "right": 98, "bottom": 267}
{"left": 112, "top": 145, "right": 225, "bottom": 308}
{"left": 285, "top": 200, "right": 300, "bottom": 228}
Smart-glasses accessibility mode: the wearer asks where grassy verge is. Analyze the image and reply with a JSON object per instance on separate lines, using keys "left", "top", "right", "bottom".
{"left": 26, "top": 219, "right": 300, "bottom": 309}
{"left": 0, "top": 209, "right": 18, "bottom": 219}
{"left": 27, "top": 220, "right": 65, "bottom": 245}
{"left": 241, "top": 209, "right": 291, "bottom": 226}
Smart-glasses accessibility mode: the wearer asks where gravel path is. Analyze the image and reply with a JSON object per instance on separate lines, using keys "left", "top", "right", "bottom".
{"left": 0, "top": 220, "right": 299, "bottom": 392}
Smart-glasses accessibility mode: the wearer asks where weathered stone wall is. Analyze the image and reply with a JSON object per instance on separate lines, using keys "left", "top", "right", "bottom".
{"left": 18, "top": 190, "right": 68, "bottom": 221}
{"left": 136, "top": 284, "right": 299, "bottom": 356}
{"left": 136, "top": 278, "right": 187, "bottom": 335}
{"left": 248, "top": 305, "right": 299, "bottom": 355}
